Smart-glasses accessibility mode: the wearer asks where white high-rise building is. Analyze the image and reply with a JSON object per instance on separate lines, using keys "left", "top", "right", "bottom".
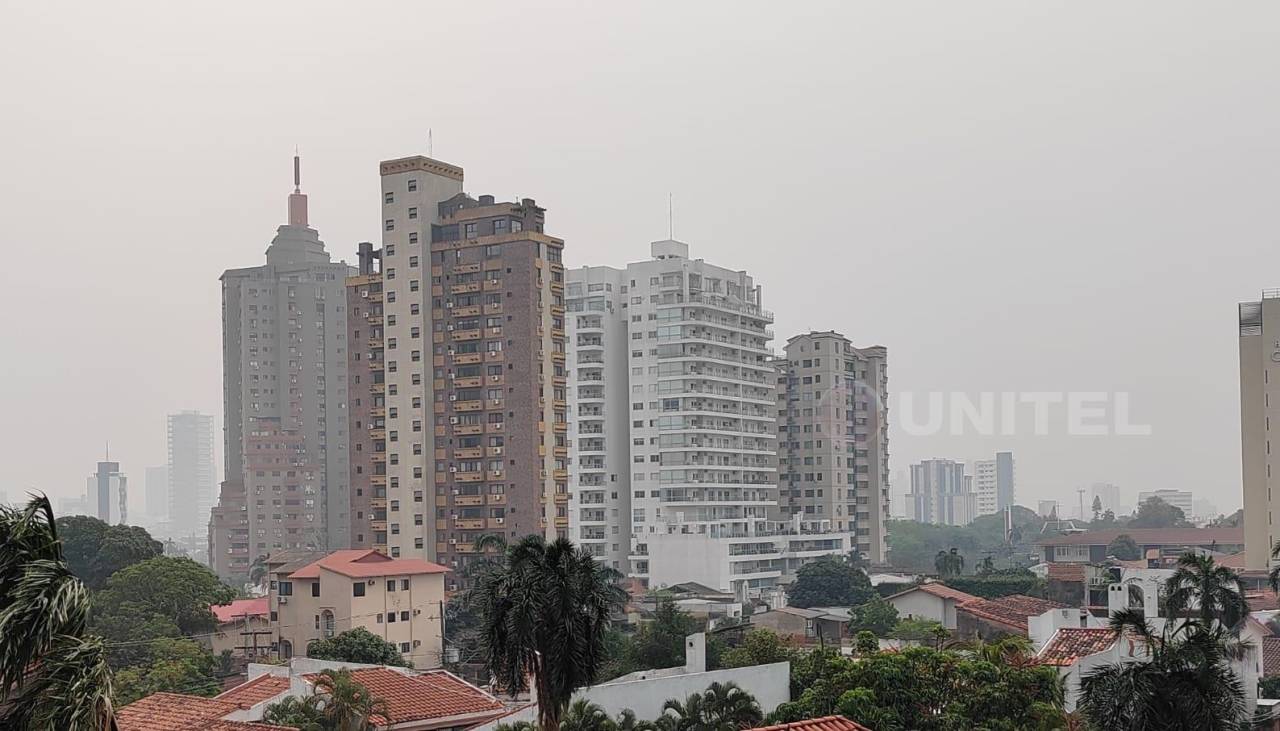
{"left": 907, "top": 458, "right": 975, "bottom": 526}
{"left": 1137, "top": 489, "right": 1194, "bottom": 519}
{"left": 86, "top": 461, "right": 127, "bottom": 525}
{"left": 1091, "top": 482, "right": 1120, "bottom": 515}
{"left": 567, "top": 240, "right": 856, "bottom": 598}
{"left": 168, "top": 412, "right": 215, "bottom": 538}
{"left": 972, "top": 451, "right": 1015, "bottom": 517}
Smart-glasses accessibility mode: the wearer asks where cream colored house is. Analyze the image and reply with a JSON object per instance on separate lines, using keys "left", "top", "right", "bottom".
{"left": 269, "top": 549, "right": 448, "bottom": 668}
{"left": 210, "top": 597, "right": 271, "bottom": 660}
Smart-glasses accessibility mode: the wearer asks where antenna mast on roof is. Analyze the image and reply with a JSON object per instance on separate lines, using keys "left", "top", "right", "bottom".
{"left": 428, "top": 129, "right": 433, "bottom": 158}
{"left": 668, "top": 193, "right": 673, "bottom": 239}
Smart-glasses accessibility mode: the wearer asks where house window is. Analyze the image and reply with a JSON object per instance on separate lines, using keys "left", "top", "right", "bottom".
{"left": 400, "top": 611, "right": 409, "bottom": 621}
{"left": 387, "top": 580, "right": 397, "bottom": 592}
{"left": 311, "top": 581, "right": 320, "bottom": 597}
{"left": 401, "top": 579, "right": 410, "bottom": 590}
{"left": 408, "top": 179, "right": 417, "bottom": 192}
{"left": 353, "top": 581, "right": 366, "bottom": 597}
{"left": 387, "top": 611, "right": 397, "bottom": 623}
{"left": 321, "top": 610, "right": 335, "bottom": 638}
{"left": 400, "top": 642, "right": 411, "bottom": 653}
{"left": 278, "top": 581, "right": 293, "bottom": 596}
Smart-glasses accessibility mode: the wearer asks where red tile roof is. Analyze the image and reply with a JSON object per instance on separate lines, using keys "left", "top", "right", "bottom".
{"left": 1036, "top": 628, "right": 1117, "bottom": 666}
{"left": 303, "top": 668, "right": 506, "bottom": 725}
{"left": 1035, "top": 527, "right": 1242, "bottom": 548}
{"left": 887, "top": 582, "right": 978, "bottom": 604}
{"left": 747, "top": 715, "right": 872, "bottom": 731}
{"left": 212, "top": 597, "right": 270, "bottom": 624}
{"left": 288, "top": 549, "right": 448, "bottom": 579}
{"left": 216, "top": 674, "right": 291, "bottom": 708}
{"left": 959, "top": 595, "right": 1069, "bottom": 633}
{"left": 1046, "top": 563, "right": 1086, "bottom": 582}
{"left": 116, "top": 692, "right": 297, "bottom": 731}
{"left": 1249, "top": 591, "right": 1280, "bottom": 611}
{"left": 1219, "top": 551, "right": 1249, "bottom": 569}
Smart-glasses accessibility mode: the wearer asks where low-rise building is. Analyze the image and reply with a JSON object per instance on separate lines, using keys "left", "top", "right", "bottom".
{"left": 1034, "top": 527, "right": 1243, "bottom": 564}
{"left": 955, "top": 594, "right": 1069, "bottom": 640}
{"left": 210, "top": 596, "right": 272, "bottom": 660}
{"left": 884, "top": 582, "right": 978, "bottom": 630}
{"left": 268, "top": 549, "right": 448, "bottom": 668}
{"left": 115, "top": 692, "right": 296, "bottom": 731}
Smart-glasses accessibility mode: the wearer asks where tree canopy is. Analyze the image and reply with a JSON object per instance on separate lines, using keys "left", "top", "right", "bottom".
{"left": 94, "top": 556, "right": 234, "bottom": 639}
{"left": 847, "top": 595, "right": 898, "bottom": 637}
{"left": 1106, "top": 533, "right": 1141, "bottom": 561}
{"left": 55, "top": 515, "right": 163, "bottom": 590}
{"left": 1129, "top": 496, "right": 1189, "bottom": 529}
{"left": 308, "top": 627, "right": 409, "bottom": 668}
{"left": 785, "top": 556, "right": 872, "bottom": 608}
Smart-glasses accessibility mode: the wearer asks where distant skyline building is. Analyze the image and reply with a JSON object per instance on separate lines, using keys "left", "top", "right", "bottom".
{"left": 1239, "top": 291, "right": 1280, "bottom": 569}
{"left": 1137, "top": 489, "right": 1194, "bottom": 519}
{"left": 972, "top": 451, "right": 1015, "bottom": 516}
{"left": 907, "top": 458, "right": 975, "bottom": 526}
{"left": 168, "top": 411, "right": 215, "bottom": 539}
{"left": 777, "top": 331, "right": 891, "bottom": 563}
{"left": 1037, "top": 499, "right": 1059, "bottom": 518}
{"left": 211, "top": 156, "right": 353, "bottom": 583}
{"left": 87, "top": 460, "right": 127, "bottom": 525}
{"left": 1090, "top": 482, "right": 1120, "bottom": 515}
{"left": 144, "top": 465, "right": 168, "bottom": 522}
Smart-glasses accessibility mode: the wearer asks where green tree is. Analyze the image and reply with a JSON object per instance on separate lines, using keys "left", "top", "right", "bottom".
{"left": 773, "top": 644, "right": 1063, "bottom": 730}
{"left": 1106, "top": 533, "right": 1141, "bottom": 561}
{"left": 625, "top": 599, "right": 699, "bottom": 671}
{"left": 312, "top": 668, "right": 391, "bottom": 731}
{"left": 1130, "top": 496, "right": 1189, "bottom": 529}
{"left": 94, "top": 556, "right": 235, "bottom": 637}
{"left": 111, "top": 638, "right": 221, "bottom": 705}
{"left": 889, "top": 617, "right": 946, "bottom": 643}
{"left": 249, "top": 554, "right": 269, "bottom": 586}
{"left": 1164, "top": 552, "right": 1249, "bottom": 629}
{"left": 854, "top": 631, "right": 878, "bottom": 656}
{"left": 0, "top": 496, "right": 117, "bottom": 730}
{"left": 660, "top": 682, "right": 761, "bottom": 731}
{"left": 848, "top": 595, "right": 898, "bottom": 637}
{"left": 472, "top": 535, "right": 626, "bottom": 731}
{"left": 785, "top": 556, "right": 872, "bottom": 608}
{"left": 614, "top": 708, "right": 655, "bottom": 731}
{"left": 307, "top": 626, "right": 410, "bottom": 668}
{"left": 1079, "top": 609, "right": 1248, "bottom": 730}
{"left": 934, "top": 548, "right": 964, "bottom": 577}
{"left": 263, "top": 695, "right": 328, "bottom": 731}
{"left": 560, "top": 699, "right": 616, "bottom": 731}
{"left": 56, "top": 515, "right": 163, "bottom": 590}
{"left": 719, "top": 629, "right": 794, "bottom": 669}
{"left": 1091, "top": 496, "right": 1103, "bottom": 521}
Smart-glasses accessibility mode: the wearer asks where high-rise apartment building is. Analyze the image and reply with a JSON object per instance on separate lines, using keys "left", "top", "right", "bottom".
{"left": 567, "top": 241, "right": 857, "bottom": 598}
{"left": 144, "top": 465, "right": 168, "bottom": 523}
{"left": 1241, "top": 292, "right": 1280, "bottom": 569}
{"left": 212, "top": 156, "right": 353, "bottom": 583}
{"left": 906, "top": 458, "right": 974, "bottom": 526}
{"left": 776, "top": 331, "right": 891, "bottom": 563}
{"left": 87, "top": 460, "right": 127, "bottom": 524}
{"left": 168, "top": 411, "right": 215, "bottom": 539}
{"left": 353, "top": 155, "right": 565, "bottom": 586}
{"left": 972, "top": 451, "right": 1015, "bottom": 516}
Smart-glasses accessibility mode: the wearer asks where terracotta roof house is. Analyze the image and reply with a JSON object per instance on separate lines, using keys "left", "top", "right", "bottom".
{"left": 210, "top": 597, "right": 272, "bottom": 661}
{"left": 957, "top": 594, "right": 1069, "bottom": 640}
{"left": 1032, "top": 626, "right": 1144, "bottom": 713}
{"left": 746, "top": 716, "right": 872, "bottom": 731}
{"left": 884, "top": 582, "right": 979, "bottom": 630}
{"left": 298, "top": 667, "right": 508, "bottom": 730}
{"left": 115, "top": 692, "right": 297, "bottom": 731}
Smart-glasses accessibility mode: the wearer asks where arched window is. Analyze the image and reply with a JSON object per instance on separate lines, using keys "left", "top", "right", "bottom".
{"left": 279, "top": 640, "right": 293, "bottom": 659}
{"left": 322, "top": 610, "right": 335, "bottom": 638}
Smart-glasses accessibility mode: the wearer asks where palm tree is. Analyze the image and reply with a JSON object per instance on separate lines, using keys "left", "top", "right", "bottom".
{"left": 560, "top": 699, "right": 616, "bottom": 731}
{"left": 961, "top": 635, "right": 1035, "bottom": 667}
{"left": 473, "top": 535, "right": 626, "bottom": 731}
{"left": 0, "top": 495, "right": 116, "bottom": 730}
{"left": 312, "top": 668, "right": 390, "bottom": 731}
{"left": 1079, "top": 608, "right": 1250, "bottom": 730}
{"left": 1268, "top": 541, "right": 1280, "bottom": 595}
{"left": 658, "top": 683, "right": 761, "bottom": 731}
{"left": 248, "top": 554, "right": 269, "bottom": 586}
{"left": 263, "top": 695, "right": 327, "bottom": 731}
{"left": 615, "top": 708, "right": 655, "bottom": 731}
{"left": 1164, "top": 552, "right": 1249, "bottom": 629}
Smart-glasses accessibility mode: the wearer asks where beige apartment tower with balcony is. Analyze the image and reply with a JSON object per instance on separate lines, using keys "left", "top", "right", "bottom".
{"left": 1240, "top": 292, "right": 1280, "bottom": 569}
{"left": 348, "top": 156, "right": 567, "bottom": 586}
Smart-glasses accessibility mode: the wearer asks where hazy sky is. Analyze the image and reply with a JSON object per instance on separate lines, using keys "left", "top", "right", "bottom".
{"left": 3, "top": 2, "right": 1276, "bottom": 517}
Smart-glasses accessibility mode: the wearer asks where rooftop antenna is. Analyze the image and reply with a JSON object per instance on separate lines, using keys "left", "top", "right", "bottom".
{"left": 104, "top": 440, "right": 109, "bottom": 461}
{"left": 293, "top": 146, "right": 301, "bottom": 193}
{"left": 428, "top": 129, "right": 433, "bottom": 158}
{"left": 668, "top": 193, "right": 673, "bottom": 239}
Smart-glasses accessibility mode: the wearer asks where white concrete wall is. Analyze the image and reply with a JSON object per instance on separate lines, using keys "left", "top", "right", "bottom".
{"left": 888, "top": 591, "right": 954, "bottom": 628}
{"left": 472, "top": 662, "right": 791, "bottom": 731}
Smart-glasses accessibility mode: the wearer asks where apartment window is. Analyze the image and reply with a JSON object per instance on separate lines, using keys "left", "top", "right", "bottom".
{"left": 494, "top": 219, "right": 508, "bottom": 234}
{"left": 400, "top": 642, "right": 411, "bottom": 653}
{"left": 387, "top": 579, "right": 397, "bottom": 592}
{"left": 408, "top": 178, "right": 417, "bottom": 192}
{"left": 352, "top": 582, "right": 365, "bottom": 597}
{"left": 387, "top": 611, "right": 396, "bottom": 623}
{"left": 402, "top": 578, "right": 410, "bottom": 590}
{"left": 385, "top": 192, "right": 394, "bottom": 204}
{"left": 408, "top": 207, "right": 418, "bottom": 220}
{"left": 311, "top": 581, "right": 320, "bottom": 597}
{"left": 485, "top": 244, "right": 501, "bottom": 257}
{"left": 385, "top": 219, "right": 394, "bottom": 231}
{"left": 400, "top": 611, "right": 410, "bottom": 621}
{"left": 511, "top": 220, "right": 522, "bottom": 233}
{"left": 409, "top": 256, "right": 419, "bottom": 268}
{"left": 409, "top": 232, "right": 419, "bottom": 244}
{"left": 465, "top": 222, "right": 478, "bottom": 239}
